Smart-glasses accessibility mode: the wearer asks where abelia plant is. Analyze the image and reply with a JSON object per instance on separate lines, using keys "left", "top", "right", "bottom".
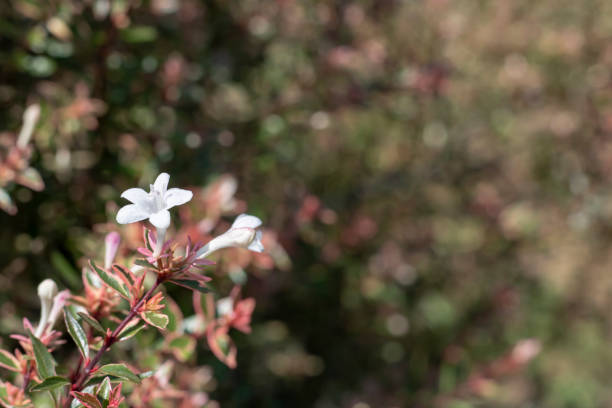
{"left": 0, "top": 172, "right": 268, "bottom": 407}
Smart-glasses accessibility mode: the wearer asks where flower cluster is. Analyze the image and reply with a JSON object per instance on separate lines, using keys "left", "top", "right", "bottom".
{"left": 0, "top": 172, "right": 270, "bottom": 407}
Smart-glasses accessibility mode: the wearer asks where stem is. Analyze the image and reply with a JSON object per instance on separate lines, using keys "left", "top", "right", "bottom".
{"left": 21, "top": 363, "right": 32, "bottom": 392}
{"left": 63, "top": 278, "right": 164, "bottom": 407}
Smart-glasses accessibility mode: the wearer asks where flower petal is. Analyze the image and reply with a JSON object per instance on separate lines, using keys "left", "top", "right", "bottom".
{"left": 153, "top": 172, "right": 170, "bottom": 193}
{"left": 231, "top": 214, "right": 262, "bottom": 229}
{"left": 116, "top": 204, "right": 150, "bottom": 224}
{"left": 247, "top": 230, "right": 264, "bottom": 253}
{"left": 120, "top": 188, "right": 150, "bottom": 207}
{"left": 164, "top": 188, "right": 193, "bottom": 209}
{"left": 149, "top": 209, "right": 171, "bottom": 229}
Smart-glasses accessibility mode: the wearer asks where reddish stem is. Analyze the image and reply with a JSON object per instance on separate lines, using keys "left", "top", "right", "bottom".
{"left": 63, "top": 278, "right": 164, "bottom": 407}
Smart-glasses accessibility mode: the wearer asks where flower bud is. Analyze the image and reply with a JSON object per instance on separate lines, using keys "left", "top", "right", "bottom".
{"left": 38, "top": 279, "right": 58, "bottom": 302}
{"left": 35, "top": 279, "right": 58, "bottom": 337}
{"left": 17, "top": 104, "right": 40, "bottom": 148}
{"left": 104, "top": 231, "right": 121, "bottom": 269}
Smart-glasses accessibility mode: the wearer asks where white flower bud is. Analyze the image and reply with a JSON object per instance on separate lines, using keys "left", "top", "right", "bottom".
{"left": 104, "top": 231, "right": 121, "bottom": 269}
{"left": 17, "top": 104, "right": 41, "bottom": 148}
{"left": 35, "top": 279, "right": 58, "bottom": 337}
{"left": 38, "top": 279, "right": 58, "bottom": 301}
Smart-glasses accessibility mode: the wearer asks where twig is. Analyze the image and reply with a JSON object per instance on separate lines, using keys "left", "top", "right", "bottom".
{"left": 63, "top": 278, "right": 164, "bottom": 407}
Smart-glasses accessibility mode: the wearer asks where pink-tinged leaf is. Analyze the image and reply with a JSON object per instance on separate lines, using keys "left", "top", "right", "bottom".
{"left": 192, "top": 258, "right": 216, "bottom": 266}
{"left": 206, "top": 324, "right": 237, "bottom": 369}
{"left": 0, "top": 349, "right": 20, "bottom": 372}
{"left": 0, "top": 188, "right": 16, "bottom": 215}
{"left": 181, "top": 272, "right": 212, "bottom": 283}
{"left": 141, "top": 311, "right": 169, "bottom": 330}
{"left": 136, "top": 247, "right": 152, "bottom": 257}
{"left": 232, "top": 298, "right": 256, "bottom": 334}
{"left": 9, "top": 335, "right": 28, "bottom": 343}
{"left": 167, "top": 335, "right": 196, "bottom": 362}
{"left": 89, "top": 261, "right": 130, "bottom": 299}
{"left": 22, "top": 318, "right": 34, "bottom": 332}
{"left": 108, "top": 382, "right": 124, "bottom": 407}
{"left": 71, "top": 391, "right": 103, "bottom": 408}
{"left": 112, "top": 264, "right": 134, "bottom": 286}
{"left": 15, "top": 167, "right": 44, "bottom": 191}
{"left": 95, "top": 376, "right": 112, "bottom": 400}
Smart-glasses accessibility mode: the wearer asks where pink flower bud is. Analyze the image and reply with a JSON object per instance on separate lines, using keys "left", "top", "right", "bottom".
{"left": 104, "top": 231, "right": 121, "bottom": 269}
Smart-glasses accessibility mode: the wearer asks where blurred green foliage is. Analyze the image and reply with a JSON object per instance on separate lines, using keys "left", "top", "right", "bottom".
{"left": 3, "top": 0, "right": 612, "bottom": 407}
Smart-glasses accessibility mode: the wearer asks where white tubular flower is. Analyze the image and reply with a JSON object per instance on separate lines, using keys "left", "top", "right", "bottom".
{"left": 116, "top": 172, "right": 192, "bottom": 229}
{"left": 116, "top": 172, "right": 192, "bottom": 256}
{"left": 197, "top": 214, "right": 264, "bottom": 259}
{"left": 35, "top": 279, "right": 58, "bottom": 337}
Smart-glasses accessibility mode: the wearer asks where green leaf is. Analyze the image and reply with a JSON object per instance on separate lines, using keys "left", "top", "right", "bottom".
{"left": 28, "top": 331, "right": 56, "bottom": 379}
{"left": 134, "top": 259, "right": 157, "bottom": 270}
{"left": 71, "top": 385, "right": 95, "bottom": 408}
{"left": 168, "top": 335, "right": 196, "bottom": 362}
{"left": 64, "top": 307, "right": 89, "bottom": 360}
{"left": 96, "top": 364, "right": 140, "bottom": 383}
{"left": 118, "top": 322, "right": 146, "bottom": 342}
{"left": 51, "top": 251, "right": 80, "bottom": 289}
{"left": 168, "top": 279, "right": 210, "bottom": 293}
{"left": 89, "top": 260, "right": 129, "bottom": 299}
{"left": 121, "top": 26, "right": 158, "bottom": 43}
{"left": 0, "top": 349, "right": 20, "bottom": 371}
{"left": 95, "top": 377, "right": 111, "bottom": 400}
{"left": 77, "top": 312, "right": 105, "bottom": 334}
{"left": 30, "top": 376, "right": 70, "bottom": 392}
{"left": 72, "top": 391, "right": 103, "bottom": 408}
{"left": 142, "top": 311, "right": 169, "bottom": 330}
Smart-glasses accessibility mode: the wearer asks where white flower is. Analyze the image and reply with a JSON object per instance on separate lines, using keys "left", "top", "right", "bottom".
{"left": 197, "top": 214, "right": 264, "bottom": 258}
{"left": 116, "top": 172, "right": 192, "bottom": 229}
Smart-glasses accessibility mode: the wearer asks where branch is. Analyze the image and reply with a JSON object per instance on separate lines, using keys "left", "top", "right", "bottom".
{"left": 63, "top": 277, "right": 164, "bottom": 407}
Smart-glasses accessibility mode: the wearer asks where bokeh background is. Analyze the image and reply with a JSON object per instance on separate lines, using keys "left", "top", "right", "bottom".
{"left": 3, "top": 0, "right": 612, "bottom": 406}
